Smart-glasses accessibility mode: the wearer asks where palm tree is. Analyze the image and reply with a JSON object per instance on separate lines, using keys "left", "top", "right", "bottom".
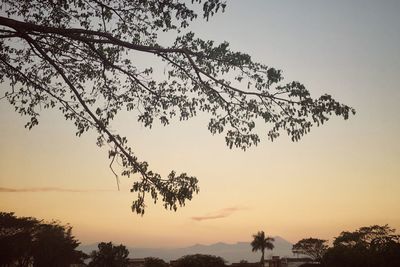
{"left": 251, "top": 231, "right": 274, "bottom": 266}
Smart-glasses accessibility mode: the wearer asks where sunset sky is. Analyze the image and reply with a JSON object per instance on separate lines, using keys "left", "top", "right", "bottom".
{"left": 1, "top": 0, "right": 399, "bottom": 248}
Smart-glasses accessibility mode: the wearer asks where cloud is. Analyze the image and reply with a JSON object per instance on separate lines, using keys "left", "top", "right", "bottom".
{"left": 0, "top": 187, "right": 111, "bottom": 193}
{"left": 191, "top": 206, "right": 247, "bottom": 221}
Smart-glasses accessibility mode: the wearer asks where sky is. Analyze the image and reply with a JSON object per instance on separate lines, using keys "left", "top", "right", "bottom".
{"left": 1, "top": 0, "right": 399, "bottom": 248}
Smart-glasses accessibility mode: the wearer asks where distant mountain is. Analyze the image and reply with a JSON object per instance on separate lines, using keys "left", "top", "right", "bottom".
{"left": 79, "top": 236, "right": 295, "bottom": 263}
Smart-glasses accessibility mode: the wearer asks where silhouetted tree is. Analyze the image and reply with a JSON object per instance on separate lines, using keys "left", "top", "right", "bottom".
{"left": 88, "top": 242, "right": 129, "bottom": 267}
{"left": 0, "top": 212, "right": 85, "bottom": 267}
{"left": 0, "top": 0, "right": 355, "bottom": 214}
{"left": 251, "top": 231, "right": 274, "bottom": 265}
{"left": 292, "top": 238, "right": 328, "bottom": 262}
{"left": 0, "top": 212, "right": 38, "bottom": 266}
{"left": 173, "top": 254, "right": 226, "bottom": 267}
{"left": 144, "top": 257, "right": 168, "bottom": 267}
{"left": 32, "top": 222, "right": 86, "bottom": 267}
{"left": 322, "top": 225, "right": 400, "bottom": 267}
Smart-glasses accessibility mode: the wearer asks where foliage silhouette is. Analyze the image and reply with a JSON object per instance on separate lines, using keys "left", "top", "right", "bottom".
{"left": 250, "top": 231, "right": 274, "bottom": 265}
{"left": 0, "top": 212, "right": 39, "bottom": 267}
{"left": 88, "top": 241, "right": 129, "bottom": 267}
{"left": 0, "top": 0, "right": 355, "bottom": 214}
{"left": 173, "top": 254, "right": 226, "bottom": 267}
{"left": 322, "top": 225, "right": 400, "bottom": 267}
{"left": 292, "top": 238, "right": 328, "bottom": 262}
{"left": 0, "top": 212, "right": 85, "bottom": 267}
{"left": 144, "top": 257, "right": 169, "bottom": 267}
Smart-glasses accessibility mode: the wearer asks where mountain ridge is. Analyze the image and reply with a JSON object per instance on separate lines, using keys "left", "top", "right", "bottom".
{"left": 79, "top": 236, "right": 295, "bottom": 263}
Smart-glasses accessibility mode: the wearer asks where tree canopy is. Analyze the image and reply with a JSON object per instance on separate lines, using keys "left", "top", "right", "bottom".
{"left": 292, "top": 238, "right": 328, "bottom": 262}
{"left": 88, "top": 241, "right": 130, "bottom": 267}
{"left": 0, "top": 0, "right": 355, "bottom": 214}
{"left": 173, "top": 254, "right": 226, "bottom": 267}
{"left": 144, "top": 257, "right": 169, "bottom": 267}
{"left": 0, "top": 212, "right": 86, "bottom": 267}
{"left": 322, "top": 225, "right": 400, "bottom": 267}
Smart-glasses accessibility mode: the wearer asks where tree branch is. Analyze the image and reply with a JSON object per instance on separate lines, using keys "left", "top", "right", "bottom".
{"left": 18, "top": 30, "right": 152, "bottom": 183}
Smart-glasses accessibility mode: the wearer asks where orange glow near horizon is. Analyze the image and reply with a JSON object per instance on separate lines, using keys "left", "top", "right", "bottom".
{"left": 1, "top": 1, "right": 400, "bottom": 249}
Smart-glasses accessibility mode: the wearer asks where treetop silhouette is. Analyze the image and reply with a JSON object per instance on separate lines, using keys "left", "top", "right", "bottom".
{"left": 0, "top": 212, "right": 85, "bottom": 267}
{"left": 0, "top": 0, "right": 355, "bottom": 214}
{"left": 292, "top": 238, "right": 328, "bottom": 262}
{"left": 251, "top": 231, "right": 274, "bottom": 265}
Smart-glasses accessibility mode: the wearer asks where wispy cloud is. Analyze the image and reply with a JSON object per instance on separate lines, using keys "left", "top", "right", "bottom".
{"left": 0, "top": 187, "right": 111, "bottom": 193}
{"left": 191, "top": 206, "right": 247, "bottom": 221}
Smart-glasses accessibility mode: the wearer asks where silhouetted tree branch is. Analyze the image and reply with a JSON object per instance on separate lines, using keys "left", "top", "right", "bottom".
{"left": 0, "top": 0, "right": 355, "bottom": 214}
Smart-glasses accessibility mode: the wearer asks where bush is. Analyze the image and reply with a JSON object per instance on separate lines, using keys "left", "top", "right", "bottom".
{"left": 173, "top": 254, "right": 226, "bottom": 267}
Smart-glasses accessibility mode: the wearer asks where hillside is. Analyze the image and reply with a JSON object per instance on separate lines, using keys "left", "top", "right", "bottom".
{"left": 79, "top": 236, "right": 294, "bottom": 263}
